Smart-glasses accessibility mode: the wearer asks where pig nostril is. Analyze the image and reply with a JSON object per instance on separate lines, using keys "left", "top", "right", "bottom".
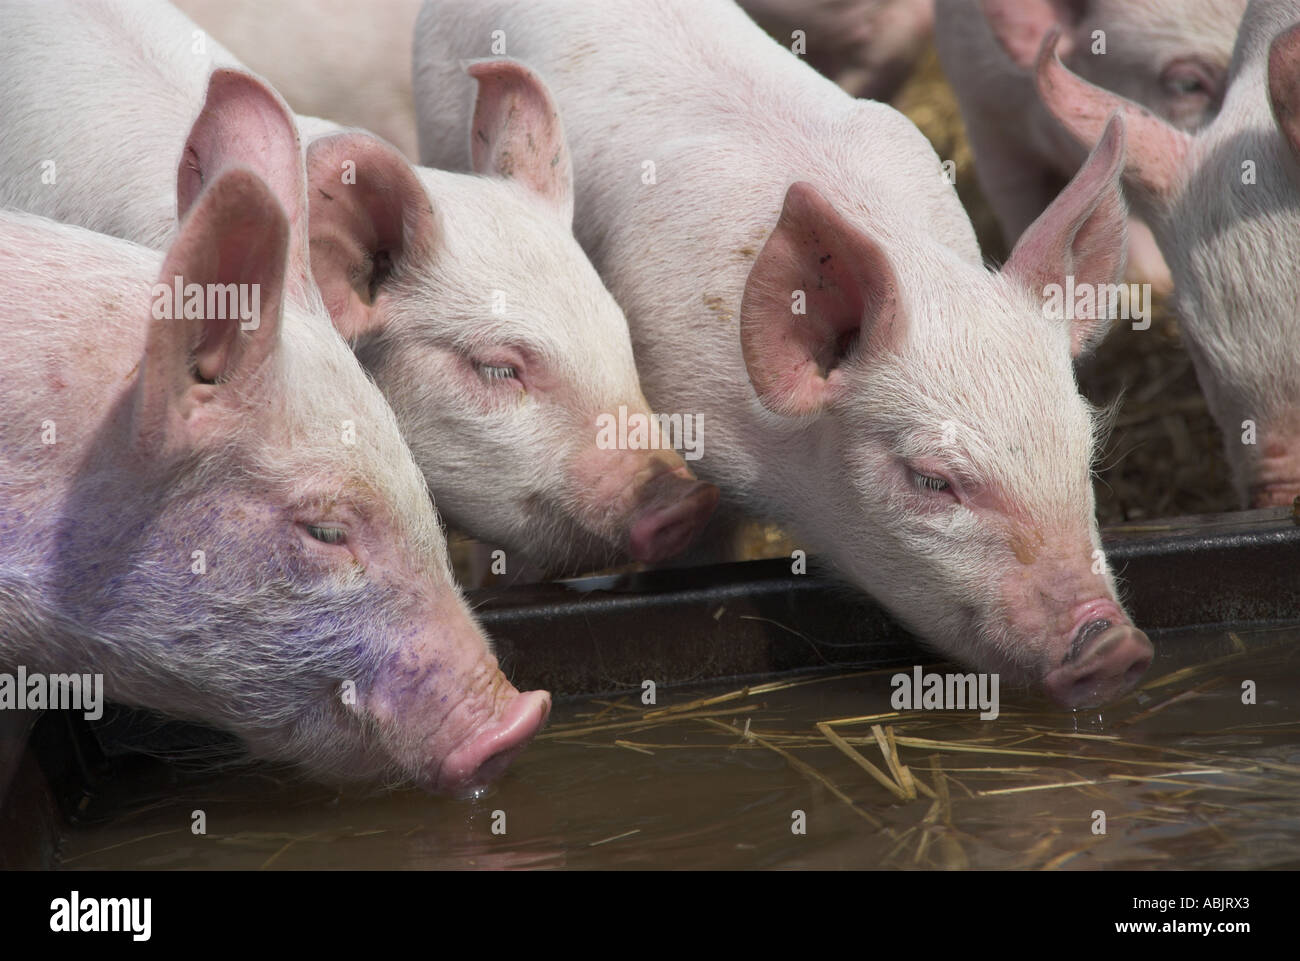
{"left": 1048, "top": 627, "right": 1153, "bottom": 708}
{"left": 1066, "top": 618, "right": 1112, "bottom": 663}
{"left": 440, "top": 689, "right": 550, "bottom": 794}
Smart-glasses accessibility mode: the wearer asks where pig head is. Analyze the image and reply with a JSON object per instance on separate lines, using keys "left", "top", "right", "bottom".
{"left": 303, "top": 59, "right": 716, "bottom": 572}
{"left": 740, "top": 117, "right": 1153, "bottom": 706}
{"left": 983, "top": 0, "right": 1244, "bottom": 130}
{"left": 937, "top": 0, "right": 1247, "bottom": 294}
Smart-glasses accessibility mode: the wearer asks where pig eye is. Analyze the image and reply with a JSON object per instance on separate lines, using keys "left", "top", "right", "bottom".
{"left": 1166, "top": 72, "right": 1204, "bottom": 95}
{"left": 306, "top": 524, "right": 347, "bottom": 545}
{"left": 478, "top": 363, "right": 518, "bottom": 383}
{"left": 1160, "top": 60, "right": 1219, "bottom": 100}
{"left": 911, "top": 471, "right": 951, "bottom": 494}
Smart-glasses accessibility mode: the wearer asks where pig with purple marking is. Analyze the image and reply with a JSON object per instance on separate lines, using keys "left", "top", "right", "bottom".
{"left": 414, "top": 0, "right": 1155, "bottom": 707}
{"left": 0, "top": 164, "right": 549, "bottom": 794}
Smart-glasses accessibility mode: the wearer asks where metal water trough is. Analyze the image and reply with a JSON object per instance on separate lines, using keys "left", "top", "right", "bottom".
{"left": 4, "top": 506, "right": 1298, "bottom": 867}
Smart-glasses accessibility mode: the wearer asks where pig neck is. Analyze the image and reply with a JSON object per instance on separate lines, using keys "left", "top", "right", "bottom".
{"left": 1227, "top": 1, "right": 1300, "bottom": 81}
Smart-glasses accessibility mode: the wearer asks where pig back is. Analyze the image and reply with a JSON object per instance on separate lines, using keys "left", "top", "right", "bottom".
{"left": 415, "top": 0, "right": 978, "bottom": 370}
{"left": 0, "top": 0, "right": 245, "bottom": 249}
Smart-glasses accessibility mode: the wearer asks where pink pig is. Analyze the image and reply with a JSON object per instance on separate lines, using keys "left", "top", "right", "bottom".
{"left": 414, "top": 0, "right": 1155, "bottom": 707}
{"left": 935, "top": 0, "right": 1248, "bottom": 293}
{"left": 1034, "top": 0, "right": 1300, "bottom": 506}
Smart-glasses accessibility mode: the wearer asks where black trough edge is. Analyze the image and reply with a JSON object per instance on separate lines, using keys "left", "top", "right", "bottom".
{"left": 480, "top": 507, "right": 1300, "bottom": 697}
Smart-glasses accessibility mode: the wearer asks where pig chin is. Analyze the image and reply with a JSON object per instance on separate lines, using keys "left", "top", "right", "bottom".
{"left": 507, "top": 494, "right": 636, "bottom": 575}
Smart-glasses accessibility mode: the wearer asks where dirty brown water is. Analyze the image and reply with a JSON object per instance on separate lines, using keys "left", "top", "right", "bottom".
{"left": 56, "top": 624, "right": 1300, "bottom": 870}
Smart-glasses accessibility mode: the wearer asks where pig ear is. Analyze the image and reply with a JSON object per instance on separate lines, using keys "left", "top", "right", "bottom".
{"left": 306, "top": 132, "right": 437, "bottom": 341}
{"left": 1005, "top": 113, "right": 1127, "bottom": 357}
{"left": 137, "top": 168, "right": 287, "bottom": 448}
{"left": 740, "top": 182, "right": 899, "bottom": 417}
{"left": 981, "top": 0, "right": 1084, "bottom": 70}
{"left": 178, "top": 69, "right": 312, "bottom": 296}
{"left": 465, "top": 58, "right": 575, "bottom": 224}
{"left": 1268, "top": 23, "right": 1300, "bottom": 164}
{"left": 1036, "top": 29, "right": 1192, "bottom": 209}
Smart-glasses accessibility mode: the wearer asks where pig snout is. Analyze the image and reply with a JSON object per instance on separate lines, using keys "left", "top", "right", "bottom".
{"left": 438, "top": 687, "right": 552, "bottom": 796}
{"left": 568, "top": 430, "right": 719, "bottom": 567}
{"left": 1044, "top": 615, "right": 1154, "bottom": 709}
{"left": 627, "top": 464, "right": 720, "bottom": 563}
{"left": 366, "top": 618, "right": 551, "bottom": 794}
